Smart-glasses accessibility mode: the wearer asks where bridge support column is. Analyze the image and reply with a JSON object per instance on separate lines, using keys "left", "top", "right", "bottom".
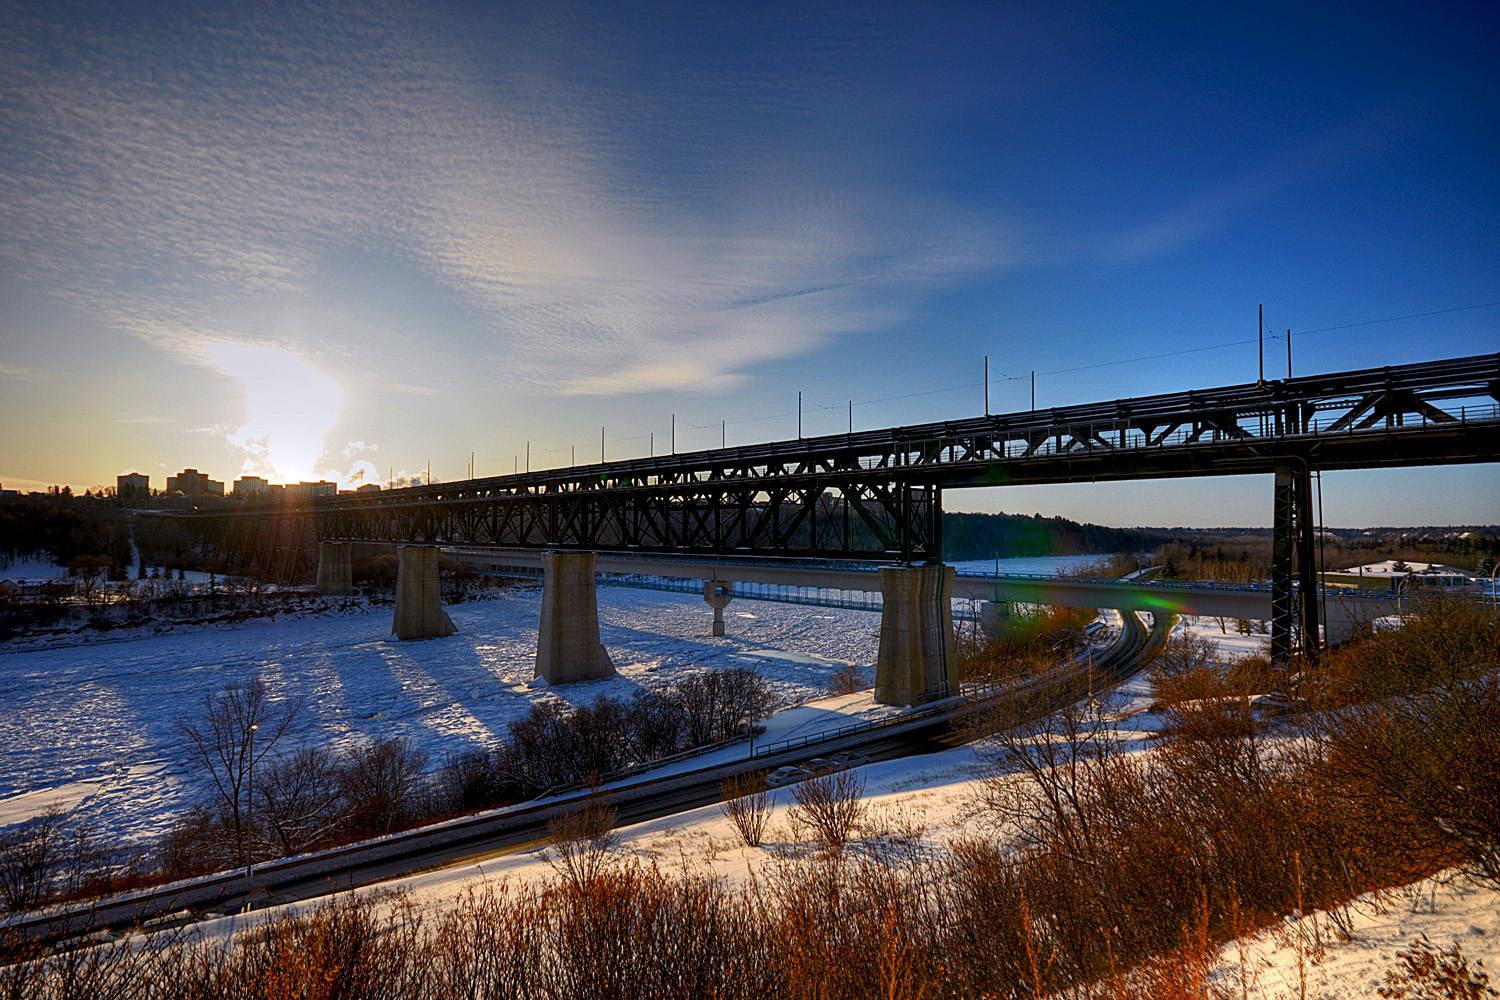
{"left": 876, "top": 564, "right": 958, "bottom": 707}
{"left": 1271, "top": 462, "right": 1321, "bottom": 665}
{"left": 704, "top": 581, "right": 734, "bottom": 636}
{"left": 536, "top": 551, "right": 616, "bottom": 684}
{"left": 393, "top": 545, "right": 456, "bottom": 640}
{"left": 315, "top": 541, "right": 353, "bottom": 596}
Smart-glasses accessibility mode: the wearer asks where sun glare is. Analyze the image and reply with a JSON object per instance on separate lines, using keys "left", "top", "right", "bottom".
{"left": 204, "top": 343, "right": 342, "bottom": 484}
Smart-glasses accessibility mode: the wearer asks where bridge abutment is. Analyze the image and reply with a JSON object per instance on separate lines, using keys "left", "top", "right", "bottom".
{"left": 704, "top": 581, "right": 733, "bottom": 636}
{"left": 876, "top": 564, "right": 958, "bottom": 707}
{"left": 536, "top": 551, "right": 616, "bottom": 684}
{"left": 315, "top": 541, "right": 353, "bottom": 596}
{"left": 393, "top": 545, "right": 457, "bottom": 640}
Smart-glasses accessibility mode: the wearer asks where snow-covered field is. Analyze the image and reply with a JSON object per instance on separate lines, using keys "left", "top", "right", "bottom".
{"left": 190, "top": 646, "right": 1498, "bottom": 999}
{"left": 1, "top": 553, "right": 1106, "bottom": 842}
{"left": 10, "top": 559, "right": 1491, "bottom": 992}
{"left": 0, "top": 584, "right": 884, "bottom": 841}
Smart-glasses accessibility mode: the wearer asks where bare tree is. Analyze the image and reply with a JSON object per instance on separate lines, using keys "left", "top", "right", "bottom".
{"left": 173, "top": 678, "right": 301, "bottom": 870}
{"left": 790, "top": 767, "right": 867, "bottom": 850}
{"left": 255, "top": 745, "right": 347, "bottom": 856}
{"left": 720, "top": 771, "right": 772, "bottom": 847}
{"left": 338, "top": 737, "right": 429, "bottom": 836}
{"left": 0, "top": 807, "right": 115, "bottom": 911}
{"left": 544, "top": 788, "right": 619, "bottom": 893}
{"left": 675, "top": 668, "right": 774, "bottom": 746}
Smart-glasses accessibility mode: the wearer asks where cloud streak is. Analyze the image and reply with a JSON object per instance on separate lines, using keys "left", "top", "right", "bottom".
{"left": 0, "top": 2, "right": 1007, "bottom": 395}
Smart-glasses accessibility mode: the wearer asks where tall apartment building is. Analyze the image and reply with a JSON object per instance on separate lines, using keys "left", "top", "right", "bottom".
{"left": 117, "top": 473, "right": 150, "bottom": 499}
{"left": 233, "top": 475, "right": 269, "bottom": 498}
{"left": 285, "top": 480, "right": 338, "bottom": 500}
{"left": 165, "top": 468, "right": 225, "bottom": 497}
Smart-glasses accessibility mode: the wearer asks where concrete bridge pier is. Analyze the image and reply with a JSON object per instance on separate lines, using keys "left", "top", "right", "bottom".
{"left": 536, "top": 551, "right": 616, "bottom": 685}
{"left": 876, "top": 564, "right": 958, "bottom": 707}
{"left": 393, "top": 545, "right": 457, "bottom": 640}
{"left": 315, "top": 541, "right": 354, "bottom": 596}
{"left": 704, "top": 581, "right": 734, "bottom": 636}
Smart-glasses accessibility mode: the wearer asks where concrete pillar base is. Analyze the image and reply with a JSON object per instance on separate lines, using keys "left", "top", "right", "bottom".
{"left": 876, "top": 564, "right": 958, "bottom": 707}
{"left": 316, "top": 541, "right": 354, "bottom": 596}
{"left": 704, "top": 581, "right": 734, "bottom": 637}
{"left": 536, "top": 551, "right": 616, "bottom": 684}
{"left": 392, "top": 545, "right": 456, "bottom": 640}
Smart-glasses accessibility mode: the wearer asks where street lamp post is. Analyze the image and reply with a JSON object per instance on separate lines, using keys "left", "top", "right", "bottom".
{"left": 246, "top": 722, "right": 258, "bottom": 878}
{"left": 747, "top": 659, "right": 767, "bottom": 758}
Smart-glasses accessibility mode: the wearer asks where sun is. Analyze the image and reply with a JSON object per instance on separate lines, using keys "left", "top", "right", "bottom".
{"left": 204, "top": 343, "right": 342, "bottom": 484}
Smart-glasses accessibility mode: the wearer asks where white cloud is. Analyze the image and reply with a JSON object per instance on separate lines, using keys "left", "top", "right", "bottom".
{"left": 0, "top": 3, "right": 1008, "bottom": 396}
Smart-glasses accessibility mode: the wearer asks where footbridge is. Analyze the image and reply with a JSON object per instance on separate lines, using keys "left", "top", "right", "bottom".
{"left": 181, "top": 351, "right": 1498, "bottom": 705}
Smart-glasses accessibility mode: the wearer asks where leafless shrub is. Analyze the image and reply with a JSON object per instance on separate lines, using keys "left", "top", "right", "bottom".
{"left": 827, "top": 662, "right": 869, "bottom": 696}
{"left": 0, "top": 806, "right": 130, "bottom": 912}
{"left": 789, "top": 767, "right": 866, "bottom": 850}
{"left": 431, "top": 747, "right": 516, "bottom": 814}
{"left": 1378, "top": 936, "right": 1498, "bottom": 999}
{"left": 339, "top": 736, "right": 430, "bottom": 837}
{"left": 675, "top": 667, "right": 774, "bottom": 747}
{"left": 719, "top": 771, "right": 771, "bottom": 847}
{"left": 545, "top": 789, "right": 621, "bottom": 894}
{"left": 255, "top": 744, "right": 347, "bottom": 855}
{"left": 1314, "top": 670, "right": 1500, "bottom": 887}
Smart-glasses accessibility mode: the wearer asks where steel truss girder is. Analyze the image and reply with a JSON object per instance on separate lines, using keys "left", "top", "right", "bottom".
{"left": 303, "top": 478, "right": 940, "bottom": 561}
{"left": 181, "top": 352, "right": 1497, "bottom": 564}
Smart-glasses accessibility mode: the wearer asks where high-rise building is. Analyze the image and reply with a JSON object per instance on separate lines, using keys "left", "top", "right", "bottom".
{"left": 233, "top": 476, "right": 269, "bottom": 498}
{"left": 117, "top": 473, "right": 149, "bottom": 499}
{"left": 166, "top": 468, "right": 225, "bottom": 497}
{"left": 285, "top": 480, "right": 338, "bottom": 500}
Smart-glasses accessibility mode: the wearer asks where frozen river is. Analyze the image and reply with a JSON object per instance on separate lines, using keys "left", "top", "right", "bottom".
{"left": 0, "top": 584, "right": 882, "bottom": 842}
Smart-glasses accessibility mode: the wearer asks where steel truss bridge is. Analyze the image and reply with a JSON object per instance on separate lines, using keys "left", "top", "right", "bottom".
{"left": 184, "top": 352, "right": 1499, "bottom": 662}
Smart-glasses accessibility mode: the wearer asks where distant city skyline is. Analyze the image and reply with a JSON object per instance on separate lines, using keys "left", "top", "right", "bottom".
{"left": 2, "top": 1, "right": 1495, "bottom": 527}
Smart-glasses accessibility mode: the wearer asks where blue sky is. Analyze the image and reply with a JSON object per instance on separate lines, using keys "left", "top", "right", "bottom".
{"left": 1, "top": 0, "right": 1495, "bottom": 527}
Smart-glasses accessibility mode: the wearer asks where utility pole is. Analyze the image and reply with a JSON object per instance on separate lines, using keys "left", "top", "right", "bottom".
{"left": 571, "top": 445, "right": 575, "bottom": 466}
{"left": 1031, "top": 371, "right": 1035, "bottom": 410}
{"left": 601, "top": 427, "right": 605, "bottom": 463}
{"left": 848, "top": 400, "right": 853, "bottom": 434}
{"left": 1286, "top": 328, "right": 1292, "bottom": 379}
{"left": 650, "top": 431, "right": 654, "bottom": 457}
{"left": 1258, "top": 304, "right": 1265, "bottom": 384}
{"left": 671, "top": 414, "right": 675, "bottom": 453}
{"left": 526, "top": 441, "right": 530, "bottom": 472}
{"left": 984, "top": 355, "right": 989, "bottom": 415}
{"left": 798, "top": 391, "right": 802, "bottom": 439}
{"left": 722, "top": 420, "right": 726, "bottom": 448}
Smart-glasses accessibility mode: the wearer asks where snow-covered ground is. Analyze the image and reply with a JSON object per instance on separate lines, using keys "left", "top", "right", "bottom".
{"left": 1210, "top": 873, "right": 1500, "bottom": 998}
{"left": 0, "top": 585, "right": 884, "bottom": 841}
{"left": 192, "top": 653, "right": 1499, "bottom": 1000}
{"left": 18, "top": 575, "right": 1487, "bottom": 993}
{"left": 0, "top": 553, "right": 1105, "bottom": 841}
